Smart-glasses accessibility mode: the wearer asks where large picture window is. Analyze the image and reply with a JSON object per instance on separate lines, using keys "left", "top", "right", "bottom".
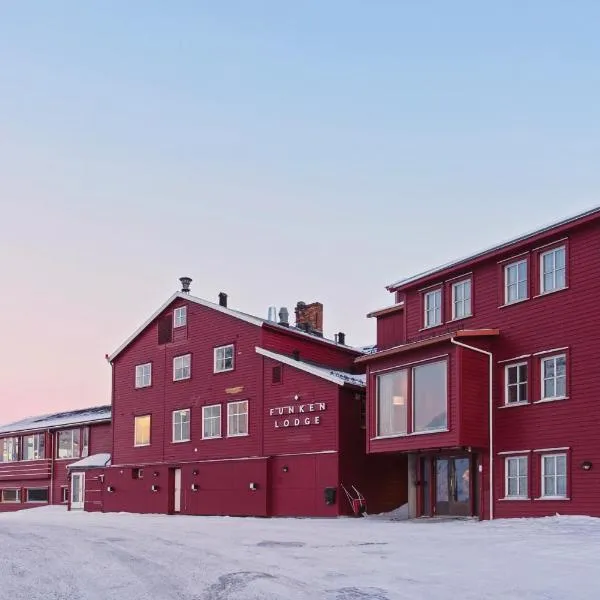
{"left": 376, "top": 370, "right": 408, "bottom": 436}
{"left": 57, "top": 429, "right": 81, "bottom": 459}
{"left": 22, "top": 434, "right": 45, "bottom": 461}
{"left": 1, "top": 437, "right": 20, "bottom": 463}
{"left": 413, "top": 361, "right": 448, "bottom": 433}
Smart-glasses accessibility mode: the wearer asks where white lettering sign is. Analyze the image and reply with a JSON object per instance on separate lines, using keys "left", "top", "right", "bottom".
{"left": 270, "top": 402, "right": 326, "bottom": 428}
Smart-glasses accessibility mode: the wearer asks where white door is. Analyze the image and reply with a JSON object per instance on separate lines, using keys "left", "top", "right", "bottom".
{"left": 174, "top": 468, "right": 182, "bottom": 513}
{"left": 71, "top": 473, "right": 85, "bottom": 510}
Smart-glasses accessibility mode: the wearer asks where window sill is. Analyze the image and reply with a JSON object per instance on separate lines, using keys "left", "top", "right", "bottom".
{"left": 372, "top": 429, "right": 449, "bottom": 441}
{"left": 447, "top": 314, "right": 473, "bottom": 324}
{"left": 201, "top": 435, "right": 222, "bottom": 441}
{"left": 227, "top": 433, "right": 249, "bottom": 438}
{"left": 499, "top": 297, "right": 529, "bottom": 309}
{"left": 499, "top": 402, "right": 530, "bottom": 409}
{"left": 533, "top": 286, "right": 568, "bottom": 299}
{"left": 533, "top": 396, "right": 568, "bottom": 404}
{"left": 133, "top": 444, "right": 151, "bottom": 448}
{"left": 172, "top": 439, "right": 191, "bottom": 444}
{"left": 499, "top": 497, "right": 530, "bottom": 501}
{"left": 134, "top": 385, "right": 152, "bottom": 390}
{"left": 214, "top": 368, "right": 235, "bottom": 374}
{"left": 535, "top": 496, "right": 570, "bottom": 501}
{"left": 55, "top": 457, "right": 80, "bottom": 461}
{"left": 173, "top": 377, "right": 191, "bottom": 382}
{"left": 418, "top": 324, "right": 443, "bottom": 332}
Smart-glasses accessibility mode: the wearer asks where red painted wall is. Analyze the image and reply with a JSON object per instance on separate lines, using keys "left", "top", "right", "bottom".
{"left": 376, "top": 311, "right": 405, "bottom": 350}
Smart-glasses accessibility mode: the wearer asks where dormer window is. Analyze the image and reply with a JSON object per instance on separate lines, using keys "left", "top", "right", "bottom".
{"left": 173, "top": 306, "right": 187, "bottom": 328}
{"left": 424, "top": 289, "right": 442, "bottom": 328}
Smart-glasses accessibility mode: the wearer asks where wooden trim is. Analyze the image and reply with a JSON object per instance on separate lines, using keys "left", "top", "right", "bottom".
{"left": 366, "top": 303, "right": 405, "bottom": 318}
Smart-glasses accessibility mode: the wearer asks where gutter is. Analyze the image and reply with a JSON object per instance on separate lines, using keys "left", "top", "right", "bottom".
{"left": 450, "top": 338, "right": 494, "bottom": 521}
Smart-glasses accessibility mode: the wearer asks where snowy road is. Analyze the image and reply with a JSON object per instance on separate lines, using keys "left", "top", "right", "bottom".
{"left": 0, "top": 507, "right": 598, "bottom": 600}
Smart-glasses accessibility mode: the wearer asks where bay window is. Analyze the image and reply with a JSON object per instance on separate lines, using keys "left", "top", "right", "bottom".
{"left": 413, "top": 361, "right": 448, "bottom": 432}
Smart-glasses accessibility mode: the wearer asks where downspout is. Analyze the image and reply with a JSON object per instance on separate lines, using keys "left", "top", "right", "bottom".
{"left": 450, "top": 338, "right": 494, "bottom": 521}
{"left": 49, "top": 429, "right": 54, "bottom": 505}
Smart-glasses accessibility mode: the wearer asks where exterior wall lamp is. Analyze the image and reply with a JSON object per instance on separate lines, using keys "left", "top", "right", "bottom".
{"left": 107, "top": 486, "right": 115, "bottom": 493}
{"left": 249, "top": 482, "right": 258, "bottom": 491}
{"left": 582, "top": 460, "right": 593, "bottom": 471}
{"left": 191, "top": 483, "right": 199, "bottom": 491}
{"left": 151, "top": 484, "right": 160, "bottom": 492}
{"left": 282, "top": 465, "right": 289, "bottom": 473}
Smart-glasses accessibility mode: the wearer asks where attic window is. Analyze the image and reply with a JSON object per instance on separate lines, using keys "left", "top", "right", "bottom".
{"left": 173, "top": 306, "right": 187, "bottom": 328}
{"left": 272, "top": 365, "right": 282, "bottom": 384}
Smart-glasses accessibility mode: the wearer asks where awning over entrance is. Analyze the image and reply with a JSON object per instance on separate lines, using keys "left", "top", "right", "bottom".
{"left": 67, "top": 453, "right": 111, "bottom": 470}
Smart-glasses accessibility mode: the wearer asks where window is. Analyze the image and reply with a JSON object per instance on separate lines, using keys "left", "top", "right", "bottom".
{"left": 1, "top": 437, "right": 20, "bottom": 462}
{"left": 376, "top": 370, "right": 408, "bottom": 436}
{"left": 424, "top": 289, "right": 442, "bottom": 327}
{"left": 173, "top": 354, "right": 191, "bottom": 381}
{"left": 173, "top": 306, "right": 187, "bottom": 328}
{"left": 135, "top": 363, "right": 152, "bottom": 388}
{"left": 272, "top": 365, "right": 282, "bottom": 384}
{"left": 413, "top": 360, "right": 448, "bottom": 433}
{"left": 172, "top": 409, "right": 191, "bottom": 442}
{"left": 540, "top": 246, "right": 566, "bottom": 294}
{"left": 541, "top": 355, "right": 566, "bottom": 399}
{"left": 542, "top": 454, "right": 567, "bottom": 498}
{"left": 451, "top": 279, "right": 472, "bottom": 320}
{"left": 202, "top": 405, "right": 222, "bottom": 439}
{"left": 134, "top": 415, "right": 151, "bottom": 446}
{"left": 214, "top": 345, "right": 234, "bottom": 373}
{"left": 22, "top": 433, "right": 45, "bottom": 460}
{"left": 26, "top": 488, "right": 49, "bottom": 503}
{"left": 61, "top": 486, "right": 69, "bottom": 503}
{"left": 505, "top": 456, "right": 528, "bottom": 498}
{"left": 227, "top": 401, "right": 248, "bottom": 436}
{"left": 505, "top": 259, "right": 528, "bottom": 303}
{"left": 1, "top": 489, "right": 20, "bottom": 503}
{"left": 57, "top": 429, "right": 81, "bottom": 459}
{"left": 81, "top": 427, "right": 89, "bottom": 458}
{"left": 505, "top": 363, "right": 528, "bottom": 405}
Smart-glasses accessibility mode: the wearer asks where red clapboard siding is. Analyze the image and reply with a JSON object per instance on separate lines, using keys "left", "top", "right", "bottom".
{"left": 376, "top": 311, "right": 406, "bottom": 350}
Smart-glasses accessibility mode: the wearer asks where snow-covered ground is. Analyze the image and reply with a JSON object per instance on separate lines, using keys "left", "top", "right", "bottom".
{"left": 0, "top": 507, "right": 598, "bottom": 599}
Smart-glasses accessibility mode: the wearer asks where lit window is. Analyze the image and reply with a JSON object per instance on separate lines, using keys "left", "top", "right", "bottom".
{"left": 202, "top": 405, "right": 222, "bottom": 439}
{"left": 56, "top": 429, "right": 81, "bottom": 459}
{"left": 376, "top": 370, "right": 408, "bottom": 437}
{"left": 451, "top": 279, "right": 472, "bottom": 320}
{"left": 172, "top": 409, "right": 191, "bottom": 442}
{"left": 505, "top": 259, "right": 528, "bottom": 304}
{"left": 542, "top": 454, "right": 567, "bottom": 498}
{"left": 173, "top": 354, "right": 191, "bottom": 381}
{"left": 412, "top": 361, "right": 447, "bottom": 433}
{"left": 541, "top": 355, "right": 566, "bottom": 399}
{"left": 174, "top": 306, "right": 187, "bottom": 328}
{"left": 424, "top": 289, "right": 442, "bottom": 327}
{"left": 134, "top": 415, "right": 151, "bottom": 446}
{"left": 0, "top": 437, "right": 20, "bottom": 462}
{"left": 505, "top": 363, "right": 528, "bottom": 405}
{"left": 505, "top": 456, "right": 528, "bottom": 498}
{"left": 214, "top": 345, "right": 234, "bottom": 373}
{"left": 135, "top": 363, "right": 152, "bottom": 388}
{"left": 26, "top": 488, "right": 48, "bottom": 503}
{"left": 1, "top": 489, "right": 20, "bottom": 503}
{"left": 540, "top": 246, "right": 566, "bottom": 294}
{"left": 227, "top": 401, "right": 248, "bottom": 436}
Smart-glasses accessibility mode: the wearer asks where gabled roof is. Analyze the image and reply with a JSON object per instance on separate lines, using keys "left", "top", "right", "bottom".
{"left": 387, "top": 205, "right": 600, "bottom": 291}
{"left": 108, "top": 292, "right": 363, "bottom": 362}
{"left": 0, "top": 405, "right": 111, "bottom": 435}
{"left": 255, "top": 347, "right": 366, "bottom": 388}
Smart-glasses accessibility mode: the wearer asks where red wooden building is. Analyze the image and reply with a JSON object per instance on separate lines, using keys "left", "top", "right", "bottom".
{"left": 76, "top": 281, "right": 404, "bottom": 517}
{"left": 0, "top": 405, "right": 111, "bottom": 511}
{"left": 359, "top": 206, "right": 600, "bottom": 520}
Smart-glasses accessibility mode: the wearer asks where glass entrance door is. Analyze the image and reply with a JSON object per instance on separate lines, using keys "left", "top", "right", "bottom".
{"left": 435, "top": 457, "right": 471, "bottom": 516}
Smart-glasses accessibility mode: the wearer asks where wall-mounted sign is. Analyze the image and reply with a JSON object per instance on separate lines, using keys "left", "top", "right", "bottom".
{"left": 269, "top": 402, "right": 326, "bottom": 428}
{"left": 225, "top": 386, "right": 244, "bottom": 395}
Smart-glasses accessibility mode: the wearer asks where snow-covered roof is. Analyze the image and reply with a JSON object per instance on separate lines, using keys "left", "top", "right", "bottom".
{"left": 108, "top": 292, "right": 363, "bottom": 362}
{"left": 68, "top": 453, "right": 111, "bottom": 470}
{"left": 0, "top": 405, "right": 111, "bottom": 435}
{"left": 255, "top": 347, "right": 366, "bottom": 388}
{"left": 387, "top": 205, "right": 600, "bottom": 291}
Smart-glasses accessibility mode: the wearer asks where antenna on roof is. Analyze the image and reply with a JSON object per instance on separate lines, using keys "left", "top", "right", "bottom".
{"left": 179, "top": 277, "right": 192, "bottom": 293}
{"left": 267, "top": 305, "right": 277, "bottom": 321}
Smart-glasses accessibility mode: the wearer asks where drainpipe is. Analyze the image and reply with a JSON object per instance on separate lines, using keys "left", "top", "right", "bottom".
{"left": 450, "top": 338, "right": 494, "bottom": 521}
{"left": 49, "top": 429, "right": 54, "bottom": 505}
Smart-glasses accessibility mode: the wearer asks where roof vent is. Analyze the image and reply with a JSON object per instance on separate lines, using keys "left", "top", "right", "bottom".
{"left": 278, "top": 307, "right": 289, "bottom": 327}
{"left": 335, "top": 332, "right": 346, "bottom": 345}
{"left": 179, "top": 277, "right": 192, "bottom": 294}
{"left": 267, "top": 306, "right": 277, "bottom": 321}
{"left": 218, "top": 292, "right": 228, "bottom": 307}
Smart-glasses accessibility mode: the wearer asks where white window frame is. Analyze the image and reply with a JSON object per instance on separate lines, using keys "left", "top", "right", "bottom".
{"left": 540, "top": 246, "right": 566, "bottom": 294}
{"left": 202, "top": 404, "right": 222, "bottom": 439}
{"left": 451, "top": 279, "right": 472, "bottom": 320}
{"left": 1, "top": 437, "right": 20, "bottom": 462}
{"left": 56, "top": 429, "right": 80, "bottom": 459}
{"left": 61, "top": 486, "right": 69, "bottom": 503}
{"left": 173, "top": 354, "right": 191, "bottom": 381}
{"left": 504, "top": 259, "right": 528, "bottom": 304}
{"left": 1, "top": 488, "right": 21, "bottom": 503}
{"left": 504, "top": 362, "right": 528, "bottom": 405}
{"left": 173, "top": 306, "right": 187, "bottom": 328}
{"left": 135, "top": 363, "right": 152, "bottom": 388}
{"left": 541, "top": 354, "right": 567, "bottom": 400}
{"left": 172, "top": 409, "right": 191, "bottom": 443}
{"left": 423, "top": 289, "right": 442, "bottom": 328}
{"left": 541, "top": 453, "right": 568, "bottom": 499}
{"left": 22, "top": 433, "right": 45, "bottom": 461}
{"left": 227, "top": 401, "right": 248, "bottom": 437}
{"left": 504, "top": 456, "right": 528, "bottom": 499}
{"left": 134, "top": 415, "right": 151, "bottom": 447}
{"left": 26, "top": 488, "right": 49, "bottom": 503}
{"left": 214, "top": 344, "right": 235, "bottom": 373}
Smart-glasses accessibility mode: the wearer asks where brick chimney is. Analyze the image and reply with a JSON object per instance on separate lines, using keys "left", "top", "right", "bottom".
{"left": 295, "top": 301, "right": 323, "bottom": 335}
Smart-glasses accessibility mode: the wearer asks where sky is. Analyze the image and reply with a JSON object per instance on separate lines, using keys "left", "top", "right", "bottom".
{"left": 1, "top": 1, "right": 599, "bottom": 423}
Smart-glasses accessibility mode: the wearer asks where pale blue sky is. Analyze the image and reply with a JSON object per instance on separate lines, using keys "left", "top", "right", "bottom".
{"left": 1, "top": 2, "right": 599, "bottom": 421}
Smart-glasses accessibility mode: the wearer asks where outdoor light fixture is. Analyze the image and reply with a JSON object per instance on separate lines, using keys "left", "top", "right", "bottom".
{"left": 151, "top": 484, "right": 160, "bottom": 492}
{"left": 582, "top": 460, "right": 593, "bottom": 471}
{"left": 191, "top": 483, "right": 199, "bottom": 491}
{"left": 107, "top": 486, "right": 115, "bottom": 493}
{"left": 249, "top": 482, "right": 258, "bottom": 491}
{"left": 153, "top": 471, "right": 159, "bottom": 477}
{"left": 192, "top": 470, "right": 199, "bottom": 475}
{"left": 282, "top": 465, "right": 289, "bottom": 473}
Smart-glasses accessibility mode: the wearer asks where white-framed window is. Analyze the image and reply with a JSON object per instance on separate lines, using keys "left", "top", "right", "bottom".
{"left": 22, "top": 433, "right": 45, "bottom": 460}
{"left": 202, "top": 404, "right": 222, "bottom": 439}
{"left": 61, "top": 486, "right": 69, "bottom": 503}
{"left": 56, "top": 429, "right": 80, "bottom": 459}
{"left": 1, "top": 437, "right": 20, "bottom": 462}
{"left": 504, "top": 259, "right": 528, "bottom": 304}
{"left": 505, "top": 456, "right": 528, "bottom": 498}
{"left": 424, "top": 289, "right": 442, "bottom": 328}
{"left": 135, "top": 363, "right": 152, "bottom": 388}
{"left": 541, "top": 354, "right": 566, "bottom": 399}
{"left": 172, "top": 409, "right": 191, "bottom": 442}
{"left": 227, "top": 401, "right": 248, "bottom": 437}
{"left": 174, "top": 306, "right": 187, "bottom": 328}
{"left": 134, "top": 415, "right": 151, "bottom": 447}
{"left": 26, "top": 488, "right": 48, "bottom": 503}
{"left": 173, "top": 354, "right": 191, "bottom": 381}
{"left": 542, "top": 453, "right": 567, "bottom": 498}
{"left": 451, "top": 279, "right": 472, "bottom": 320}
{"left": 1, "top": 489, "right": 21, "bottom": 503}
{"left": 412, "top": 360, "right": 448, "bottom": 432}
{"left": 214, "top": 345, "right": 234, "bottom": 373}
{"left": 540, "top": 246, "right": 566, "bottom": 294}
{"left": 505, "top": 362, "right": 528, "bottom": 405}
{"left": 376, "top": 369, "right": 408, "bottom": 437}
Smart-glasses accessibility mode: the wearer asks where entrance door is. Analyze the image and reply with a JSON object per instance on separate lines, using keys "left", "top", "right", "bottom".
{"left": 435, "top": 457, "right": 470, "bottom": 516}
{"left": 71, "top": 473, "right": 84, "bottom": 510}
{"left": 173, "top": 468, "right": 182, "bottom": 513}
